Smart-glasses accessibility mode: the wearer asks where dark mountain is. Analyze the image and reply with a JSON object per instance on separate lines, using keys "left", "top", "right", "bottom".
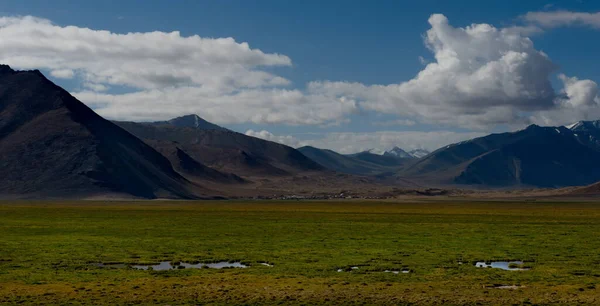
{"left": 399, "top": 123, "right": 600, "bottom": 187}
{"left": 114, "top": 118, "right": 324, "bottom": 178}
{"left": 0, "top": 65, "right": 201, "bottom": 199}
{"left": 143, "top": 139, "right": 245, "bottom": 184}
{"left": 568, "top": 120, "right": 600, "bottom": 150}
{"left": 150, "top": 114, "right": 228, "bottom": 131}
{"left": 298, "top": 146, "right": 411, "bottom": 176}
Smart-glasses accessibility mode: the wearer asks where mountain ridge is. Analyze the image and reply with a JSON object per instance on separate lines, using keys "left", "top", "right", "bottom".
{"left": 398, "top": 122, "right": 600, "bottom": 187}
{"left": 0, "top": 65, "right": 202, "bottom": 199}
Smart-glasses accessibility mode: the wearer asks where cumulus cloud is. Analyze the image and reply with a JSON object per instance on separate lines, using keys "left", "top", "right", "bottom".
{"left": 0, "top": 16, "right": 290, "bottom": 90}
{"left": 0, "top": 16, "right": 357, "bottom": 125}
{"left": 0, "top": 14, "right": 597, "bottom": 129}
{"left": 309, "top": 14, "right": 565, "bottom": 129}
{"left": 524, "top": 10, "right": 600, "bottom": 29}
{"left": 532, "top": 74, "right": 600, "bottom": 126}
{"left": 245, "top": 129, "right": 484, "bottom": 154}
{"left": 558, "top": 74, "right": 600, "bottom": 108}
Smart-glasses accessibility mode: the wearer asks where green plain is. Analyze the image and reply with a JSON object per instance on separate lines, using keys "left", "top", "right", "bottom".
{"left": 1, "top": 200, "right": 600, "bottom": 305}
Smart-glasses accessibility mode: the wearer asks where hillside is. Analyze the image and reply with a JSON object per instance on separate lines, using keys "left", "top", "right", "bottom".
{"left": 115, "top": 119, "right": 324, "bottom": 178}
{"left": 400, "top": 124, "right": 600, "bottom": 187}
{"left": 0, "top": 65, "right": 200, "bottom": 199}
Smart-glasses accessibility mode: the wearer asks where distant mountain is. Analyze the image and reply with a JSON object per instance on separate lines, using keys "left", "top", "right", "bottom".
{"left": 150, "top": 114, "right": 228, "bottom": 131}
{"left": 408, "top": 149, "right": 430, "bottom": 158}
{"left": 115, "top": 117, "right": 324, "bottom": 178}
{"left": 383, "top": 147, "right": 430, "bottom": 159}
{"left": 298, "top": 146, "right": 388, "bottom": 175}
{"left": 0, "top": 65, "right": 200, "bottom": 199}
{"left": 568, "top": 180, "right": 600, "bottom": 196}
{"left": 383, "top": 147, "right": 413, "bottom": 158}
{"left": 298, "top": 146, "right": 411, "bottom": 176}
{"left": 399, "top": 122, "right": 600, "bottom": 187}
{"left": 349, "top": 151, "right": 408, "bottom": 167}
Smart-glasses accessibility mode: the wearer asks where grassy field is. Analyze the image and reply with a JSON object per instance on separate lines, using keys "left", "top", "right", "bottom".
{"left": 1, "top": 199, "right": 600, "bottom": 305}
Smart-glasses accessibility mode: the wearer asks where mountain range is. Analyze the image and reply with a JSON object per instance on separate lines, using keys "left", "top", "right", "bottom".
{"left": 297, "top": 146, "right": 427, "bottom": 176}
{"left": 398, "top": 122, "right": 600, "bottom": 187}
{"left": 2, "top": 65, "right": 600, "bottom": 198}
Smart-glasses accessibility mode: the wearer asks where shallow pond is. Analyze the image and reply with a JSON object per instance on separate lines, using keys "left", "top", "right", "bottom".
{"left": 384, "top": 269, "right": 410, "bottom": 274}
{"left": 475, "top": 261, "right": 529, "bottom": 271}
{"left": 131, "top": 261, "right": 248, "bottom": 270}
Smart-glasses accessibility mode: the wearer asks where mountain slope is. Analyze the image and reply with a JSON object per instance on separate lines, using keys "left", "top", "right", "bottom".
{"left": 298, "top": 146, "right": 412, "bottom": 176}
{"left": 0, "top": 65, "right": 200, "bottom": 199}
{"left": 115, "top": 118, "right": 324, "bottom": 177}
{"left": 400, "top": 124, "right": 600, "bottom": 187}
{"left": 143, "top": 139, "right": 245, "bottom": 184}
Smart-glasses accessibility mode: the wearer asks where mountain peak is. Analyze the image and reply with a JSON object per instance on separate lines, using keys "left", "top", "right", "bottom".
{"left": 408, "top": 149, "right": 430, "bottom": 158}
{"left": 383, "top": 146, "right": 412, "bottom": 158}
{"left": 0, "top": 64, "right": 14, "bottom": 76}
{"left": 158, "top": 114, "right": 228, "bottom": 131}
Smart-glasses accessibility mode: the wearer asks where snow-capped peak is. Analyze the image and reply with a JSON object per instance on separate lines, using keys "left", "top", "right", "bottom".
{"left": 384, "top": 146, "right": 412, "bottom": 158}
{"left": 565, "top": 120, "right": 600, "bottom": 131}
{"left": 565, "top": 121, "right": 582, "bottom": 130}
{"left": 408, "top": 149, "right": 430, "bottom": 158}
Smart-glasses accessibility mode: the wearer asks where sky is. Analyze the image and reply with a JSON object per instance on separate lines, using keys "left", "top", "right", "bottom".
{"left": 0, "top": 0, "right": 599, "bottom": 153}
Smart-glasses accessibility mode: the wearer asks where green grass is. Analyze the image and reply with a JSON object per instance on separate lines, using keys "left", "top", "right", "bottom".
{"left": 1, "top": 200, "right": 600, "bottom": 305}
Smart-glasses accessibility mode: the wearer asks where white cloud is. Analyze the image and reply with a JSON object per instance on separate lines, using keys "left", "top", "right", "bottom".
{"left": 308, "top": 14, "right": 564, "bottom": 130}
{"left": 0, "top": 16, "right": 359, "bottom": 126}
{"left": 558, "top": 74, "right": 600, "bottom": 108}
{"left": 532, "top": 74, "right": 600, "bottom": 126}
{"left": 0, "top": 16, "right": 290, "bottom": 90}
{"left": 524, "top": 10, "right": 600, "bottom": 29}
{"left": 50, "top": 69, "right": 74, "bottom": 79}
{"left": 245, "top": 129, "right": 484, "bottom": 154}
{"left": 0, "top": 14, "right": 597, "bottom": 130}
{"left": 75, "top": 88, "right": 358, "bottom": 124}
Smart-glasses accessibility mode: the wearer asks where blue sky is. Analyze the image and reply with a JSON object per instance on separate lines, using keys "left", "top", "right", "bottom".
{"left": 0, "top": 0, "right": 599, "bottom": 153}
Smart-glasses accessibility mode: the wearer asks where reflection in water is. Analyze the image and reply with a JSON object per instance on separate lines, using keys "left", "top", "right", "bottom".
{"left": 130, "top": 261, "right": 248, "bottom": 271}
{"left": 475, "top": 261, "right": 529, "bottom": 271}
